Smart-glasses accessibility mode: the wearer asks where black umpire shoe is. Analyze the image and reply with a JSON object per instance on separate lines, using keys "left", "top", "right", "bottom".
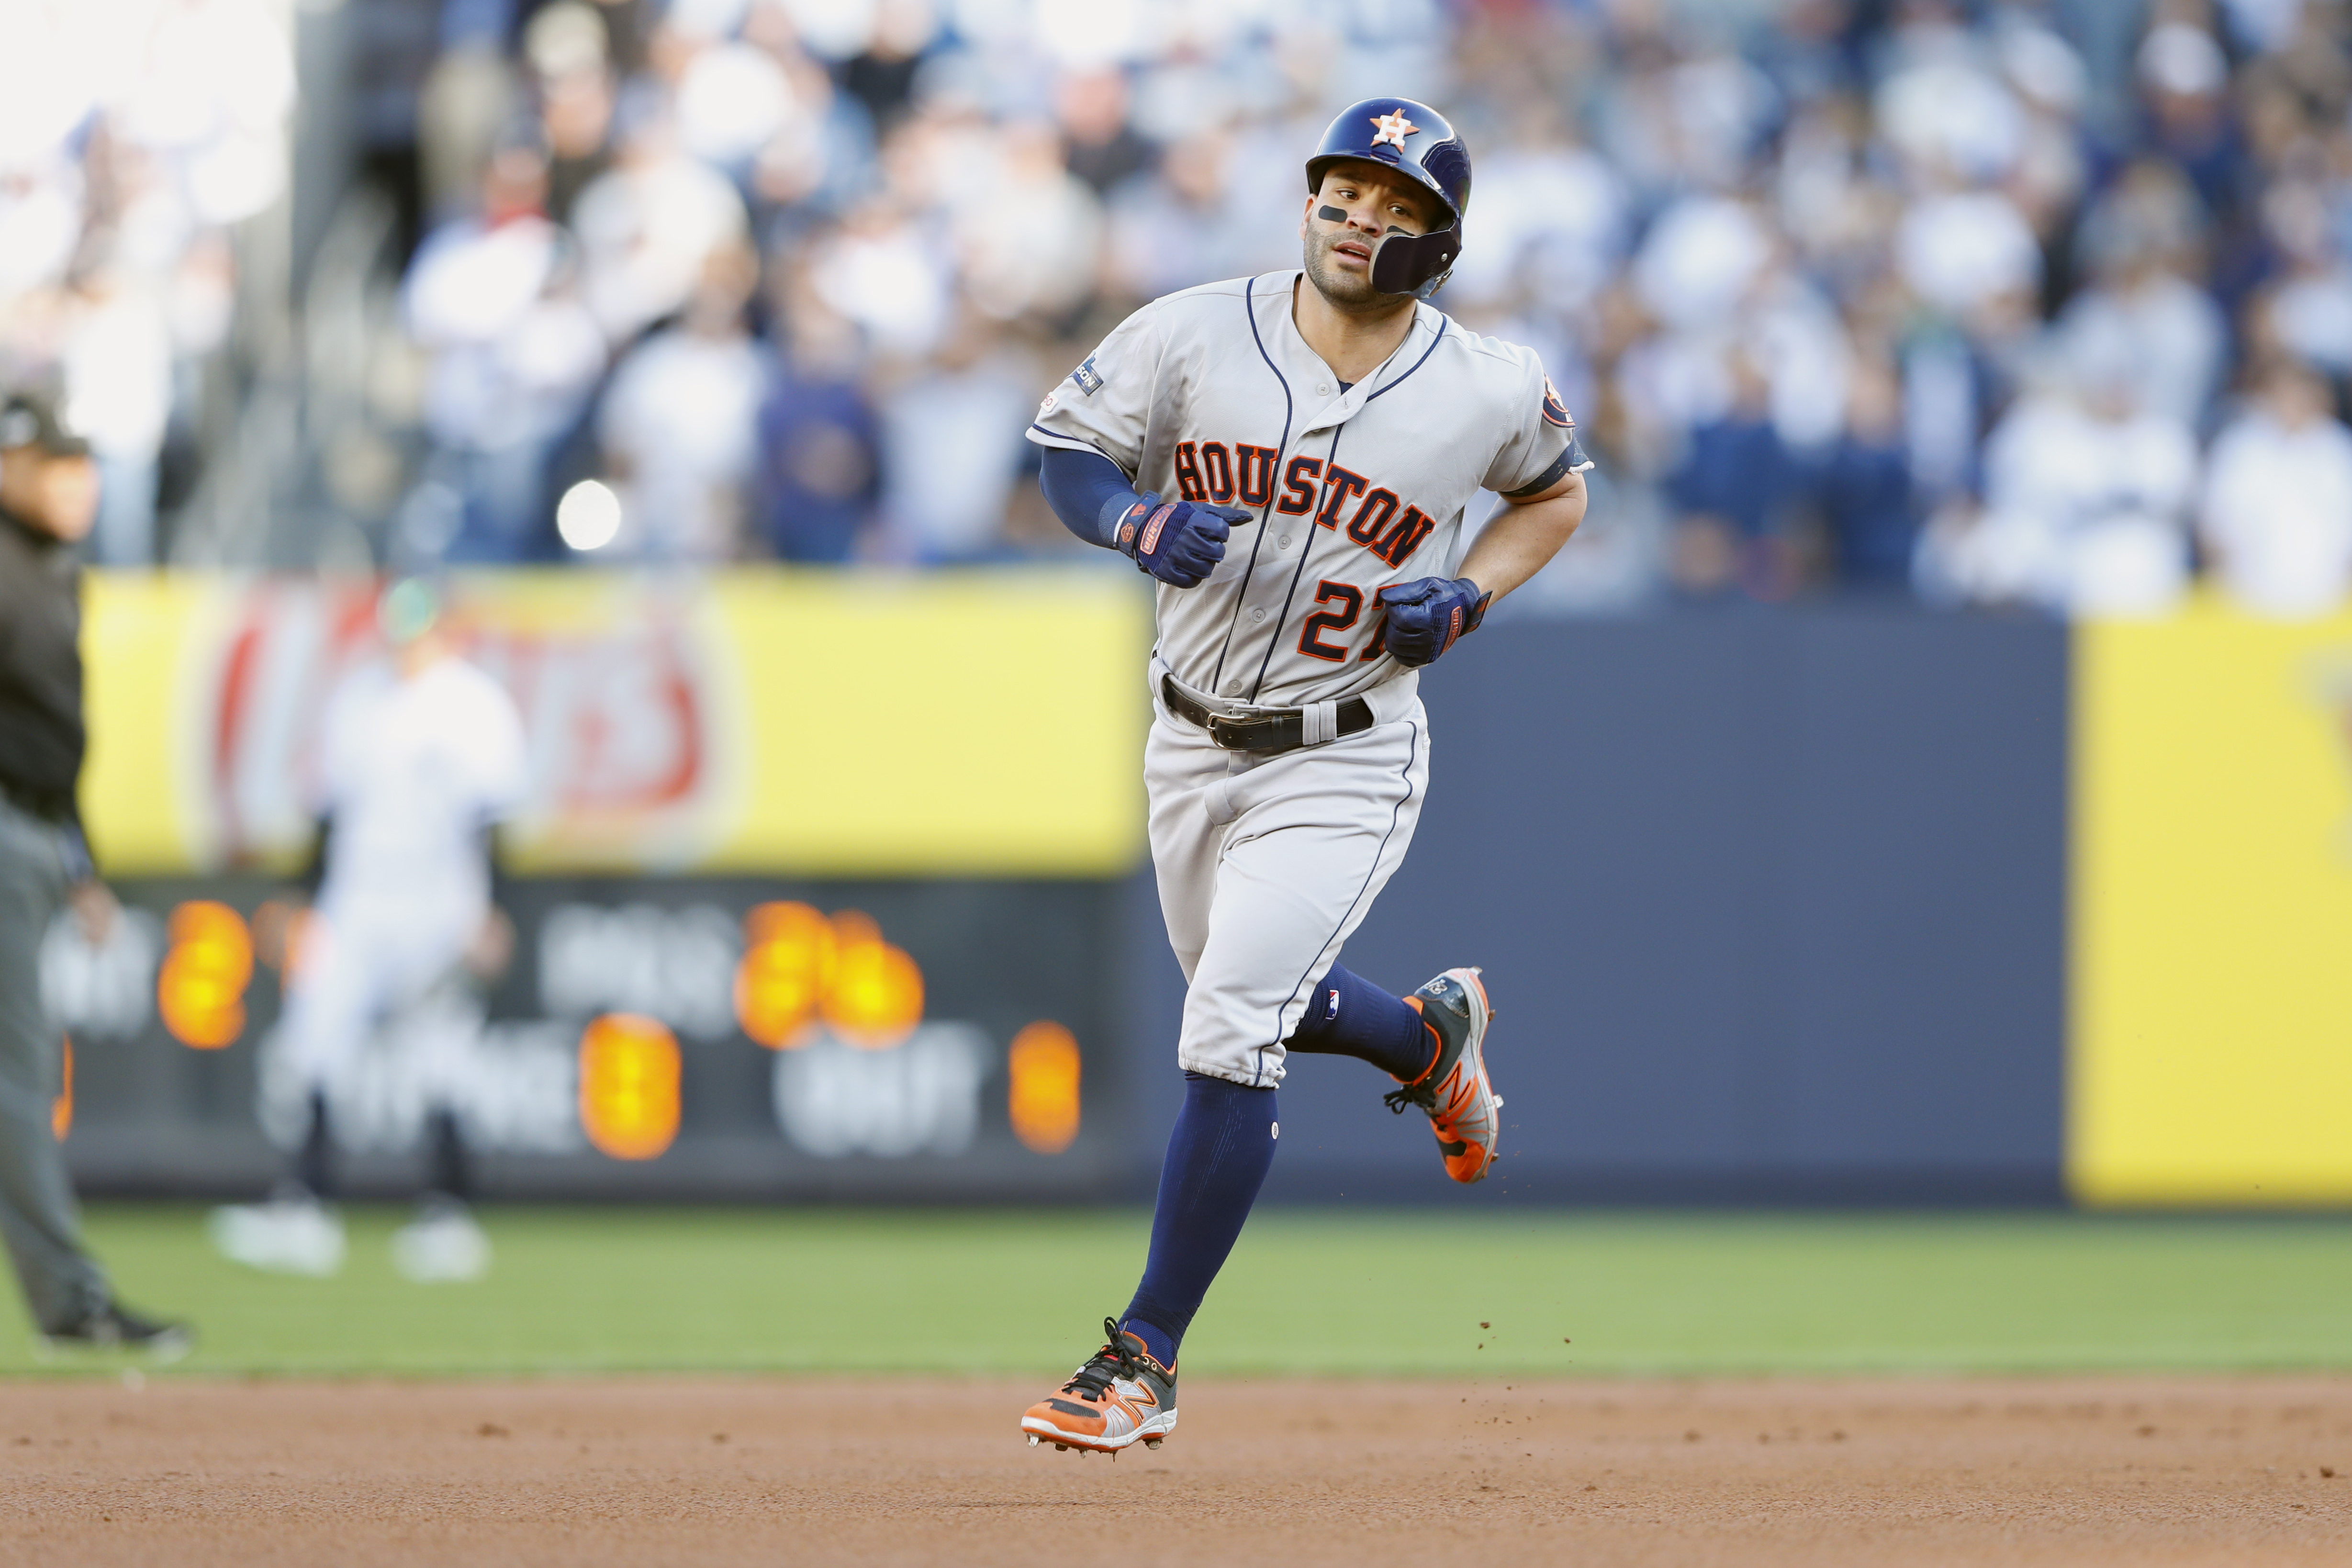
{"left": 37, "top": 1304, "right": 193, "bottom": 1362}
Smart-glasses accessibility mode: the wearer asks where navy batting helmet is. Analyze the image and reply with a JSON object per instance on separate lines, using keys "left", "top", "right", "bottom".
{"left": 1305, "top": 97, "right": 1472, "bottom": 300}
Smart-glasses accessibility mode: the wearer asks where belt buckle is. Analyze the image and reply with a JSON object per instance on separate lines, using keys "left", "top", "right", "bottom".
{"left": 1206, "top": 709, "right": 1251, "bottom": 750}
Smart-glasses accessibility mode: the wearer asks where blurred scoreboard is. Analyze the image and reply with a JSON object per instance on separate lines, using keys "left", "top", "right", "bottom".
{"left": 57, "top": 571, "right": 1155, "bottom": 1200}
{"left": 48, "top": 877, "right": 1136, "bottom": 1200}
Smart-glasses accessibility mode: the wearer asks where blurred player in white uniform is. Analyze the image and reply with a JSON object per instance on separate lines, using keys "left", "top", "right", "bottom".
{"left": 211, "top": 580, "right": 528, "bottom": 1281}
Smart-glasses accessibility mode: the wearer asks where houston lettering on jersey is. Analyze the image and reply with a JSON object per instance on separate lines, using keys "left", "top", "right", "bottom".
{"left": 1169, "top": 440, "right": 1436, "bottom": 569}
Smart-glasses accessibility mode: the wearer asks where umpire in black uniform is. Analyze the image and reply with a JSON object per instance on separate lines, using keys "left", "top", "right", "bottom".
{"left": 0, "top": 390, "right": 187, "bottom": 1354}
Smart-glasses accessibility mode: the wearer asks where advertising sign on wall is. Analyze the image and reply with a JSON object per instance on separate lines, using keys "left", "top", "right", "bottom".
{"left": 2071, "top": 597, "right": 2352, "bottom": 1205}
{"left": 80, "top": 570, "right": 1151, "bottom": 877}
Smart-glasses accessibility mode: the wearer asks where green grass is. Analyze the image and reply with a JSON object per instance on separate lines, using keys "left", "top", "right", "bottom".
{"left": 5, "top": 1206, "right": 2349, "bottom": 1378}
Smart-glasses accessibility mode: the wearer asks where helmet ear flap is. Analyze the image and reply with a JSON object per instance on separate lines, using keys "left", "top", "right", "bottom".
{"left": 1369, "top": 225, "right": 1462, "bottom": 298}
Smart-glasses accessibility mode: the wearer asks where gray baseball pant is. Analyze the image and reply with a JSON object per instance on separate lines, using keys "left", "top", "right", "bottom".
{"left": 0, "top": 795, "right": 110, "bottom": 1333}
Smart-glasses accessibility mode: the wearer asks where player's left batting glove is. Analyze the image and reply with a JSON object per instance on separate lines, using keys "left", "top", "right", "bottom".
{"left": 1107, "top": 492, "right": 1252, "bottom": 588}
{"left": 1376, "top": 576, "right": 1491, "bottom": 667}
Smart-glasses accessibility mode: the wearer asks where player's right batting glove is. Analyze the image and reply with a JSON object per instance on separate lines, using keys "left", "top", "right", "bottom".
{"left": 1108, "top": 493, "right": 1250, "bottom": 588}
{"left": 1376, "top": 576, "right": 1491, "bottom": 667}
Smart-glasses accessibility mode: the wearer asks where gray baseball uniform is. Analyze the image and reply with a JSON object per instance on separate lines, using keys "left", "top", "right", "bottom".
{"left": 1028, "top": 270, "right": 1578, "bottom": 1085}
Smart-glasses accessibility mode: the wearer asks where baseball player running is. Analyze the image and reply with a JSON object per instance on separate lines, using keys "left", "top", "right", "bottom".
{"left": 1018, "top": 99, "right": 1590, "bottom": 1454}
{"left": 210, "top": 579, "right": 527, "bottom": 1282}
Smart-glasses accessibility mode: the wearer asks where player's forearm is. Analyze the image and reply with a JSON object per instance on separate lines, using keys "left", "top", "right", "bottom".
{"left": 1038, "top": 444, "right": 1141, "bottom": 548}
{"left": 1458, "top": 476, "right": 1586, "bottom": 603}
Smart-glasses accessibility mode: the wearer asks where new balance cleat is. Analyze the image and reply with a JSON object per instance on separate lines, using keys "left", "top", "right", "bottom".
{"left": 1019, "top": 1317, "right": 1178, "bottom": 1454}
{"left": 1385, "top": 966, "right": 1502, "bottom": 1183}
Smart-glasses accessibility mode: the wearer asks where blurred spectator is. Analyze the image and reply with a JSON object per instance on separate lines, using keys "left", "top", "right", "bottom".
{"left": 524, "top": 2, "right": 618, "bottom": 225}
{"left": 2252, "top": 180, "right": 2352, "bottom": 379}
{"left": 2134, "top": 22, "right": 2247, "bottom": 228}
{"left": 2057, "top": 162, "right": 2226, "bottom": 427}
{"left": 1450, "top": 103, "right": 1627, "bottom": 318}
{"left": 1896, "top": 186, "right": 2042, "bottom": 322}
{"left": 812, "top": 196, "right": 951, "bottom": 358}
{"left": 1634, "top": 195, "right": 1770, "bottom": 334}
{"left": 1056, "top": 68, "right": 1152, "bottom": 197}
{"left": 60, "top": 264, "right": 172, "bottom": 566}
{"left": 0, "top": 0, "right": 292, "bottom": 565}
{"left": 955, "top": 122, "right": 1102, "bottom": 326}
{"left": 571, "top": 91, "right": 748, "bottom": 344}
{"left": 1668, "top": 353, "right": 1806, "bottom": 600}
{"left": 875, "top": 311, "right": 1035, "bottom": 562}
{"left": 596, "top": 242, "right": 765, "bottom": 561}
{"left": 756, "top": 281, "right": 878, "bottom": 562}
{"left": 418, "top": 6, "right": 515, "bottom": 224}
{"left": 2200, "top": 358, "right": 2352, "bottom": 618}
{"left": 1816, "top": 355, "right": 1921, "bottom": 589}
{"left": 1105, "top": 135, "right": 1254, "bottom": 305}
{"left": 402, "top": 146, "right": 605, "bottom": 562}
{"left": 840, "top": 0, "right": 939, "bottom": 136}
{"left": 1929, "top": 356, "right": 2198, "bottom": 615}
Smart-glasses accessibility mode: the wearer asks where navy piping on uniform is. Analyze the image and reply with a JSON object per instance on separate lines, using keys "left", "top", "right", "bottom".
{"left": 1247, "top": 423, "right": 1343, "bottom": 702}
{"left": 1028, "top": 426, "right": 1131, "bottom": 473}
{"left": 1209, "top": 274, "right": 1294, "bottom": 694}
{"left": 1254, "top": 717, "right": 1424, "bottom": 1086}
{"left": 1248, "top": 311, "right": 1437, "bottom": 700}
{"left": 1363, "top": 310, "right": 1447, "bottom": 402}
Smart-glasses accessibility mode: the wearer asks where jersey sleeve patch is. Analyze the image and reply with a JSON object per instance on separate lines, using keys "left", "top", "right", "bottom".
{"left": 1540, "top": 374, "right": 1572, "bottom": 428}
{"left": 1070, "top": 356, "right": 1106, "bottom": 396}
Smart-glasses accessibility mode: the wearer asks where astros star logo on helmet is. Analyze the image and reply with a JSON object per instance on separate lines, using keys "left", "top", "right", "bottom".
{"left": 1368, "top": 109, "right": 1417, "bottom": 149}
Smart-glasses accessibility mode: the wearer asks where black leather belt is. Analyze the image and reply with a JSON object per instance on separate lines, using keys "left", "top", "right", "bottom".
{"left": 1160, "top": 674, "right": 1375, "bottom": 754}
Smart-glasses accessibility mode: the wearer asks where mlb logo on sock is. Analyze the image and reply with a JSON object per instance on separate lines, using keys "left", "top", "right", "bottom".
{"left": 1327, "top": 988, "right": 1340, "bottom": 1016}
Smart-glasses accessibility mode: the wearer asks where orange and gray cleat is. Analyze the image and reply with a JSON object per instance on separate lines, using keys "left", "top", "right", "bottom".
{"left": 1020, "top": 1318, "right": 1178, "bottom": 1454}
{"left": 1386, "top": 967, "right": 1502, "bottom": 1183}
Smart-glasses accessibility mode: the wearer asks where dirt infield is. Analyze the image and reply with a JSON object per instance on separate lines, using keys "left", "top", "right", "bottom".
{"left": 1, "top": 1375, "right": 2346, "bottom": 1567}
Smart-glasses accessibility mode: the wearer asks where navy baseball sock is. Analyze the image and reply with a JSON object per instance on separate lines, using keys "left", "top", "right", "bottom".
{"left": 1120, "top": 1072, "right": 1280, "bottom": 1369}
{"left": 1283, "top": 963, "right": 1436, "bottom": 1083}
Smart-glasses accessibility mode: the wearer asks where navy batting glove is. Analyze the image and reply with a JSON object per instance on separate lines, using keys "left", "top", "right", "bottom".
{"left": 1107, "top": 493, "right": 1250, "bottom": 588}
{"left": 1375, "top": 576, "right": 1490, "bottom": 667}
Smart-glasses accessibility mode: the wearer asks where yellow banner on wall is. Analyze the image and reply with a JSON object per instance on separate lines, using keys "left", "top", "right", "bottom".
{"left": 80, "top": 569, "right": 1152, "bottom": 878}
{"left": 2071, "top": 597, "right": 2352, "bottom": 1205}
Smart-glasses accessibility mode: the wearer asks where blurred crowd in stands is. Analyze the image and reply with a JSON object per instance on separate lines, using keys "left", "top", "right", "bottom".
{"left": 0, "top": 0, "right": 291, "bottom": 567}
{"left": 9, "top": 0, "right": 2352, "bottom": 617}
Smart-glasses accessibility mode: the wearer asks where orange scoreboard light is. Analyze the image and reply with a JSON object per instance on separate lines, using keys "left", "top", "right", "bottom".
{"left": 733, "top": 901, "right": 837, "bottom": 1046}
{"left": 157, "top": 900, "right": 253, "bottom": 1048}
{"left": 1006, "top": 1021, "right": 1082, "bottom": 1155}
{"left": 735, "top": 904, "right": 924, "bottom": 1049}
{"left": 823, "top": 911, "right": 923, "bottom": 1048}
{"left": 577, "top": 1014, "right": 682, "bottom": 1161}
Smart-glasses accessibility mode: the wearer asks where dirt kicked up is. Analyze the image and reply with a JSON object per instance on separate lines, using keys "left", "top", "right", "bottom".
{"left": 1, "top": 1375, "right": 2347, "bottom": 1567}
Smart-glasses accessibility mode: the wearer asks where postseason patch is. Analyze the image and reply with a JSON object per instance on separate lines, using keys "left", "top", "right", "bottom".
{"left": 1540, "top": 374, "right": 1573, "bottom": 428}
{"left": 1070, "top": 356, "right": 1106, "bottom": 396}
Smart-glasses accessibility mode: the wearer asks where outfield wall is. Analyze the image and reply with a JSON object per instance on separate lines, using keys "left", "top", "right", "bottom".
{"left": 1247, "top": 609, "right": 2071, "bottom": 1204}
{"left": 51, "top": 573, "right": 2352, "bottom": 1205}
